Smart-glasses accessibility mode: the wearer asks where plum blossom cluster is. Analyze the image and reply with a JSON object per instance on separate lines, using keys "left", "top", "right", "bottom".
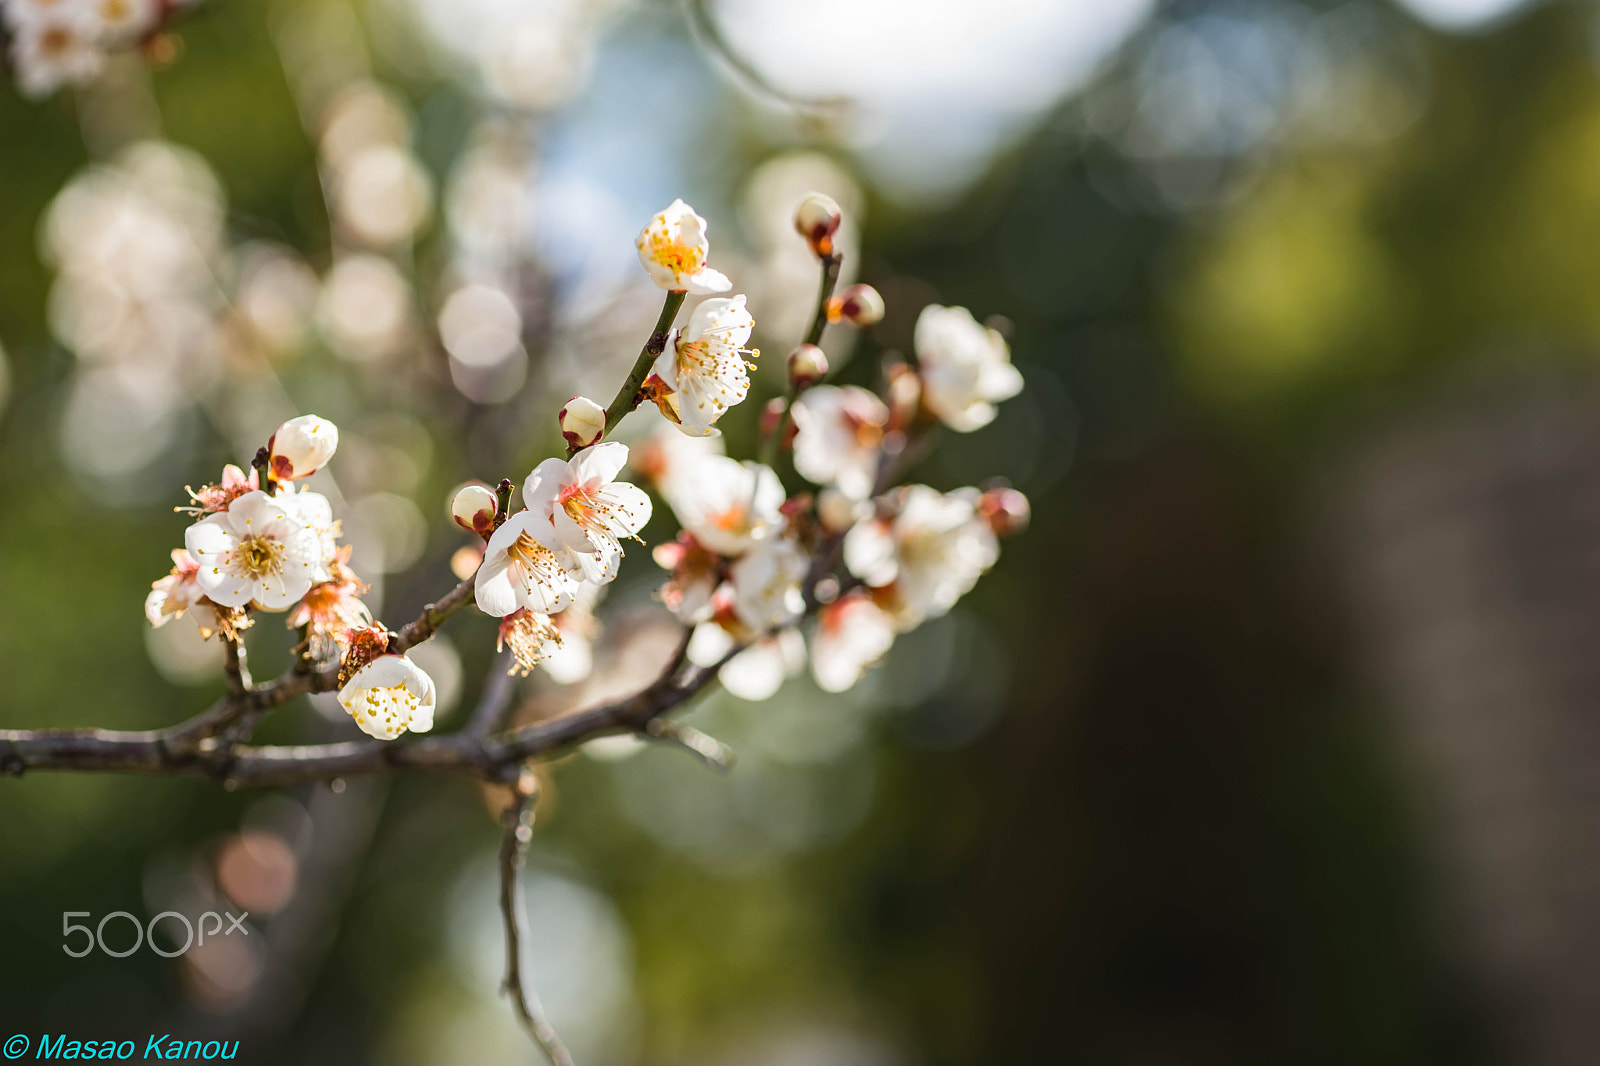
{"left": 147, "top": 415, "right": 438, "bottom": 740}
{"left": 140, "top": 194, "right": 1028, "bottom": 744}
{"left": 1, "top": 0, "right": 198, "bottom": 98}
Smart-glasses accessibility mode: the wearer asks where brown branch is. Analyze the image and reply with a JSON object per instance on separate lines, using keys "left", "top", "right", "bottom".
{"left": 498, "top": 783, "right": 576, "bottom": 1066}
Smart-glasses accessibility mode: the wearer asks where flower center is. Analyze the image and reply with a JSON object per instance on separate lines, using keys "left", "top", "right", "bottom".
{"left": 348, "top": 684, "right": 420, "bottom": 737}
{"left": 649, "top": 233, "right": 703, "bottom": 277}
{"left": 232, "top": 534, "right": 285, "bottom": 579}
{"left": 559, "top": 484, "right": 606, "bottom": 532}
{"left": 709, "top": 504, "right": 748, "bottom": 533}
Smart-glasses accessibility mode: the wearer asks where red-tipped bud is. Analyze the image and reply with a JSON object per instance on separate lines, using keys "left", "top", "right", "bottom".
{"left": 559, "top": 395, "right": 607, "bottom": 449}
{"left": 267, "top": 414, "right": 339, "bottom": 482}
{"left": 794, "top": 192, "right": 842, "bottom": 258}
{"left": 450, "top": 483, "right": 498, "bottom": 536}
{"left": 826, "top": 283, "right": 884, "bottom": 327}
{"left": 885, "top": 361, "right": 922, "bottom": 430}
{"left": 786, "top": 344, "right": 829, "bottom": 390}
{"left": 979, "top": 485, "right": 1030, "bottom": 538}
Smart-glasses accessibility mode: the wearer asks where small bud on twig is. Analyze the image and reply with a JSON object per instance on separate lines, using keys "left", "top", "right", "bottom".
{"left": 558, "top": 396, "right": 607, "bottom": 450}
{"left": 786, "top": 344, "right": 829, "bottom": 391}
{"left": 826, "top": 283, "right": 884, "bottom": 327}
{"left": 451, "top": 483, "right": 498, "bottom": 537}
{"left": 267, "top": 415, "right": 339, "bottom": 482}
{"left": 794, "top": 192, "right": 842, "bottom": 258}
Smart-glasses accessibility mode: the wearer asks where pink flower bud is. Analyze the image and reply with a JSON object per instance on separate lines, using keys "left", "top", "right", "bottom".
{"left": 826, "top": 283, "right": 885, "bottom": 327}
{"left": 786, "top": 344, "right": 829, "bottom": 390}
{"left": 979, "top": 485, "right": 1031, "bottom": 538}
{"left": 559, "top": 395, "right": 607, "bottom": 449}
{"left": 267, "top": 415, "right": 339, "bottom": 481}
{"left": 450, "top": 483, "right": 498, "bottom": 535}
{"left": 794, "top": 192, "right": 842, "bottom": 257}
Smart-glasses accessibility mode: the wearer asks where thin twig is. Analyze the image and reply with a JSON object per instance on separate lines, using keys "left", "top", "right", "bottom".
{"left": 758, "top": 252, "right": 841, "bottom": 470}
{"left": 643, "top": 718, "right": 735, "bottom": 770}
{"left": 572, "top": 290, "right": 685, "bottom": 456}
{"left": 466, "top": 649, "right": 519, "bottom": 738}
{"left": 499, "top": 784, "right": 576, "bottom": 1066}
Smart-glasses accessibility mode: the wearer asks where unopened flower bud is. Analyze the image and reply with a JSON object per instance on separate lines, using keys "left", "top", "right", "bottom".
{"left": 794, "top": 192, "right": 842, "bottom": 257}
{"left": 559, "top": 395, "right": 606, "bottom": 449}
{"left": 787, "top": 344, "right": 829, "bottom": 390}
{"left": 885, "top": 361, "right": 921, "bottom": 429}
{"left": 817, "top": 488, "right": 864, "bottom": 534}
{"left": 267, "top": 415, "right": 339, "bottom": 481}
{"left": 826, "top": 283, "right": 885, "bottom": 327}
{"left": 979, "top": 485, "right": 1031, "bottom": 538}
{"left": 450, "top": 483, "right": 498, "bottom": 536}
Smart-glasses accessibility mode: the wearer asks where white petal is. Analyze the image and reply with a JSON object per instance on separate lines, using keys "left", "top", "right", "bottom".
{"left": 684, "top": 267, "right": 731, "bottom": 295}
{"left": 474, "top": 558, "right": 521, "bottom": 618}
{"left": 568, "top": 440, "right": 628, "bottom": 486}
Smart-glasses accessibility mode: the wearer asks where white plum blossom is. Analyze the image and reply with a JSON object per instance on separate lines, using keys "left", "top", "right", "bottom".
{"left": 650, "top": 295, "right": 757, "bottom": 437}
{"left": 268, "top": 414, "right": 339, "bottom": 481}
{"left": 663, "top": 455, "right": 784, "bottom": 557}
{"left": 688, "top": 622, "right": 805, "bottom": 702}
{"left": 558, "top": 395, "right": 606, "bottom": 450}
{"left": 8, "top": 10, "right": 105, "bottom": 99}
{"left": 811, "top": 592, "right": 896, "bottom": 693}
{"left": 338, "top": 653, "right": 436, "bottom": 740}
{"left": 475, "top": 511, "right": 584, "bottom": 617}
{"left": 730, "top": 535, "right": 808, "bottom": 632}
{"left": 145, "top": 549, "right": 205, "bottom": 628}
{"left": 790, "top": 384, "right": 889, "bottom": 500}
{"left": 635, "top": 199, "right": 732, "bottom": 295}
{"left": 625, "top": 420, "right": 724, "bottom": 497}
{"left": 914, "top": 304, "right": 1024, "bottom": 432}
{"left": 184, "top": 490, "right": 323, "bottom": 610}
{"left": 844, "top": 485, "right": 999, "bottom": 627}
{"left": 520, "top": 441, "right": 653, "bottom": 584}
{"left": 450, "top": 483, "right": 498, "bottom": 535}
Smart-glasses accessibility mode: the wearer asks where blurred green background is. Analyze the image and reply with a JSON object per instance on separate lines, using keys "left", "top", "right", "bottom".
{"left": 9, "top": 0, "right": 1600, "bottom": 1061}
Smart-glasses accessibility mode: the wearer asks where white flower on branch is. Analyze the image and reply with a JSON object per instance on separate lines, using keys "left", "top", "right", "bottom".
{"left": 791, "top": 385, "right": 889, "bottom": 501}
{"left": 635, "top": 198, "right": 731, "bottom": 295}
{"left": 811, "top": 591, "right": 896, "bottom": 693}
{"left": 662, "top": 455, "right": 784, "bottom": 558}
{"left": 844, "top": 485, "right": 999, "bottom": 628}
{"left": 730, "top": 535, "right": 808, "bottom": 632}
{"left": 268, "top": 414, "right": 339, "bottom": 482}
{"left": 913, "top": 304, "right": 1024, "bottom": 432}
{"left": 338, "top": 653, "right": 436, "bottom": 740}
{"left": 475, "top": 512, "right": 584, "bottom": 618}
{"left": 688, "top": 621, "right": 805, "bottom": 702}
{"left": 184, "top": 490, "right": 324, "bottom": 610}
{"left": 648, "top": 295, "right": 758, "bottom": 437}
{"left": 521, "top": 441, "right": 653, "bottom": 583}
{"left": 274, "top": 484, "right": 341, "bottom": 583}
{"left": 8, "top": 9, "right": 105, "bottom": 99}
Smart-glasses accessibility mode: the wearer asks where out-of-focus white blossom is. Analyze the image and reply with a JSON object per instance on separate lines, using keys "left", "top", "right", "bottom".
{"left": 624, "top": 420, "right": 724, "bottom": 496}
{"left": 688, "top": 622, "right": 805, "bottom": 702}
{"left": 790, "top": 385, "right": 888, "bottom": 501}
{"left": 914, "top": 304, "right": 1024, "bottom": 432}
{"left": 559, "top": 396, "right": 607, "bottom": 450}
{"left": 635, "top": 199, "right": 731, "bottom": 295}
{"left": 450, "top": 483, "right": 499, "bottom": 536}
{"left": 730, "top": 536, "right": 808, "bottom": 632}
{"left": 649, "top": 295, "right": 757, "bottom": 437}
{"left": 662, "top": 455, "right": 785, "bottom": 557}
{"left": 520, "top": 442, "right": 652, "bottom": 583}
{"left": 268, "top": 415, "right": 339, "bottom": 482}
{"left": 184, "top": 490, "right": 324, "bottom": 610}
{"left": 811, "top": 592, "right": 897, "bottom": 693}
{"left": 8, "top": 8, "right": 105, "bottom": 98}
{"left": 844, "top": 485, "right": 999, "bottom": 627}
{"left": 816, "top": 487, "right": 868, "bottom": 534}
{"left": 338, "top": 653, "right": 436, "bottom": 740}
